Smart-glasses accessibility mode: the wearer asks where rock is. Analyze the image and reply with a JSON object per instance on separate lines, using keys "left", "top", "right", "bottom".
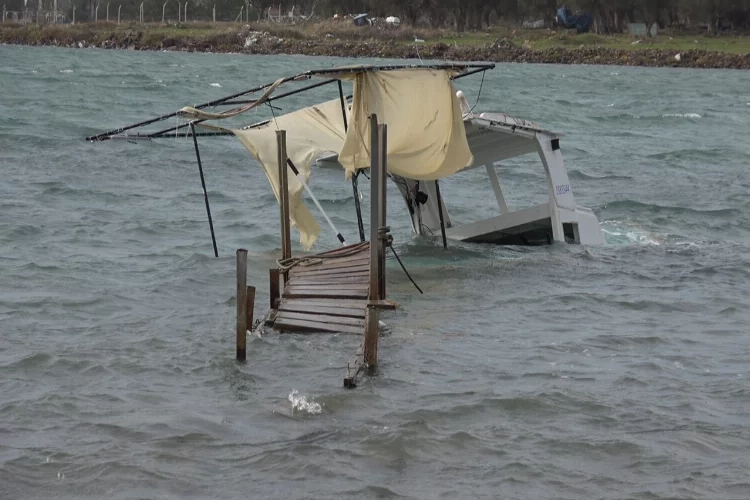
{"left": 675, "top": 53, "right": 681, "bottom": 61}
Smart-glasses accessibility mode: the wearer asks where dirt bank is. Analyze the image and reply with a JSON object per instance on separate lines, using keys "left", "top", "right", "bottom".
{"left": 2, "top": 24, "right": 749, "bottom": 70}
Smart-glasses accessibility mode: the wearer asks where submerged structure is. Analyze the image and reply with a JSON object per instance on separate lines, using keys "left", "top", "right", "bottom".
{"left": 88, "top": 62, "right": 605, "bottom": 386}
{"left": 88, "top": 63, "right": 604, "bottom": 250}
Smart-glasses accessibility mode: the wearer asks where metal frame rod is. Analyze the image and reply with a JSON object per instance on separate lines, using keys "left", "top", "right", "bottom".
{"left": 452, "top": 66, "right": 493, "bottom": 81}
{"left": 88, "top": 63, "right": 492, "bottom": 142}
{"left": 149, "top": 118, "right": 270, "bottom": 141}
{"left": 287, "top": 159, "right": 345, "bottom": 245}
{"left": 190, "top": 122, "right": 219, "bottom": 258}
{"left": 221, "top": 78, "right": 338, "bottom": 107}
{"left": 86, "top": 75, "right": 334, "bottom": 142}
{"left": 337, "top": 80, "right": 349, "bottom": 131}
{"left": 305, "top": 63, "right": 494, "bottom": 76}
{"left": 87, "top": 78, "right": 292, "bottom": 141}
{"left": 146, "top": 79, "right": 338, "bottom": 139}
{"left": 435, "top": 180, "right": 447, "bottom": 249}
{"left": 337, "top": 79, "right": 366, "bottom": 243}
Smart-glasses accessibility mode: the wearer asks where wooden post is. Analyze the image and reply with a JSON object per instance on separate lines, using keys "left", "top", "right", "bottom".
{"left": 269, "top": 268, "right": 280, "bottom": 309}
{"left": 364, "top": 114, "right": 380, "bottom": 368}
{"left": 276, "top": 130, "right": 291, "bottom": 273}
{"left": 377, "top": 123, "right": 387, "bottom": 300}
{"left": 236, "top": 249, "right": 248, "bottom": 361}
{"left": 246, "top": 285, "right": 255, "bottom": 334}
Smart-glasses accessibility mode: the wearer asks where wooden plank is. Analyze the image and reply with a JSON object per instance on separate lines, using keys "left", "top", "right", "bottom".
{"left": 368, "top": 299, "right": 397, "bottom": 310}
{"left": 278, "top": 303, "right": 366, "bottom": 318}
{"left": 276, "top": 311, "right": 365, "bottom": 327}
{"left": 287, "top": 277, "right": 370, "bottom": 286}
{"left": 279, "top": 298, "right": 367, "bottom": 309}
{"left": 274, "top": 317, "right": 363, "bottom": 335}
{"left": 283, "top": 288, "right": 369, "bottom": 300}
{"left": 290, "top": 264, "right": 370, "bottom": 278}
{"left": 283, "top": 282, "right": 368, "bottom": 290}
{"left": 314, "top": 242, "right": 369, "bottom": 257}
{"left": 289, "top": 269, "right": 370, "bottom": 280}
{"left": 291, "top": 252, "right": 370, "bottom": 268}
{"left": 291, "top": 259, "right": 371, "bottom": 273}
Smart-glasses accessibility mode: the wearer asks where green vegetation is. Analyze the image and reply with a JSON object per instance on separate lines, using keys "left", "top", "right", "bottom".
{"left": 3, "top": 21, "right": 750, "bottom": 55}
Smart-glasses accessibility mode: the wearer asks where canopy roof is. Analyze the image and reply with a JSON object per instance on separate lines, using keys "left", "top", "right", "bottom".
{"left": 86, "top": 63, "right": 496, "bottom": 249}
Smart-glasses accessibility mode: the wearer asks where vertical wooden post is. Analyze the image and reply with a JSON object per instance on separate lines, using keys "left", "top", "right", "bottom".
{"left": 269, "top": 268, "right": 280, "bottom": 309}
{"left": 276, "top": 130, "right": 291, "bottom": 277}
{"left": 236, "top": 249, "right": 248, "bottom": 361}
{"left": 246, "top": 284, "right": 255, "bottom": 332}
{"left": 364, "top": 114, "right": 380, "bottom": 368}
{"left": 377, "top": 123, "right": 387, "bottom": 300}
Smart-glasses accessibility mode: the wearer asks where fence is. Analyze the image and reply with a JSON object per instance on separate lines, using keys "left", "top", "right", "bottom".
{"left": 1, "top": 2, "right": 317, "bottom": 25}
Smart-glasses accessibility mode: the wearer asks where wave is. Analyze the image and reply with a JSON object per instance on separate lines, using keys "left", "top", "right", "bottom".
{"left": 662, "top": 113, "right": 702, "bottom": 119}
{"left": 599, "top": 200, "right": 740, "bottom": 218}
{"left": 568, "top": 169, "right": 632, "bottom": 181}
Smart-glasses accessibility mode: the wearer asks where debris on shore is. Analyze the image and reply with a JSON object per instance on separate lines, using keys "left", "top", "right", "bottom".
{"left": 2, "top": 25, "right": 749, "bottom": 70}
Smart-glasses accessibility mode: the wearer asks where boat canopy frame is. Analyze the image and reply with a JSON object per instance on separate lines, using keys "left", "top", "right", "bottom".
{"left": 86, "top": 63, "right": 496, "bottom": 143}
{"left": 85, "top": 62, "right": 497, "bottom": 253}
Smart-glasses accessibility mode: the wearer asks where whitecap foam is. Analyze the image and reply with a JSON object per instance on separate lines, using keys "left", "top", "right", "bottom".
{"left": 210, "top": 82, "right": 222, "bottom": 88}
{"left": 662, "top": 113, "right": 701, "bottom": 119}
{"left": 288, "top": 389, "right": 322, "bottom": 415}
{"left": 601, "top": 221, "right": 663, "bottom": 246}
{"left": 60, "top": 69, "right": 73, "bottom": 73}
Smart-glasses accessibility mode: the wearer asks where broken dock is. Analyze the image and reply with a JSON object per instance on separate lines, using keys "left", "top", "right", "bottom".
{"left": 235, "top": 117, "right": 395, "bottom": 388}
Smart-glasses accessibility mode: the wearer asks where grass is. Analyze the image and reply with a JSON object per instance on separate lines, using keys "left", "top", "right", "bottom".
{"left": 2, "top": 21, "right": 749, "bottom": 54}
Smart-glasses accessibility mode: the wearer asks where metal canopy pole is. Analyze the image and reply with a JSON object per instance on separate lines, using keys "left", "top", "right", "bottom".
{"left": 338, "top": 80, "right": 366, "bottom": 243}
{"left": 435, "top": 180, "right": 447, "bottom": 249}
{"left": 189, "top": 122, "right": 219, "bottom": 257}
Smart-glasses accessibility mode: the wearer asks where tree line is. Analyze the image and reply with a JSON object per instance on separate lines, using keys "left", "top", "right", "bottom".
{"left": 6, "top": 0, "right": 750, "bottom": 33}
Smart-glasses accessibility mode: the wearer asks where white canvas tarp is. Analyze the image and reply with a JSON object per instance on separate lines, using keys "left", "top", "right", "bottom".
{"left": 198, "top": 68, "right": 473, "bottom": 249}
{"left": 337, "top": 68, "right": 473, "bottom": 181}
{"left": 230, "top": 98, "right": 348, "bottom": 249}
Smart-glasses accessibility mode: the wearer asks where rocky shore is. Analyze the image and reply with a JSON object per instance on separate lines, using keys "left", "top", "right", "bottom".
{"left": 3, "top": 25, "right": 750, "bottom": 70}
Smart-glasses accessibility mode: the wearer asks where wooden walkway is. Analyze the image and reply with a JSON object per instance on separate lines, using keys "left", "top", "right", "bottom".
{"left": 272, "top": 241, "right": 371, "bottom": 335}
{"left": 235, "top": 117, "right": 392, "bottom": 388}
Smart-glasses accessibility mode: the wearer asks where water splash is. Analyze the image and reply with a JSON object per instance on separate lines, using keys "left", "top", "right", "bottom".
{"left": 288, "top": 390, "right": 322, "bottom": 415}
{"left": 662, "top": 113, "right": 701, "bottom": 119}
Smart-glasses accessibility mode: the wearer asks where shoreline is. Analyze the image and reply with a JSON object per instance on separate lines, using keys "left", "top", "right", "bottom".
{"left": 3, "top": 24, "right": 750, "bottom": 70}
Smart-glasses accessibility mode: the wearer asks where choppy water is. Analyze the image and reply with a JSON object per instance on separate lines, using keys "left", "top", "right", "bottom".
{"left": 2, "top": 45, "right": 750, "bottom": 499}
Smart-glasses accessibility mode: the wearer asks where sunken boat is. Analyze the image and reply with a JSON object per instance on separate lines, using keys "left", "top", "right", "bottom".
{"left": 88, "top": 63, "right": 605, "bottom": 249}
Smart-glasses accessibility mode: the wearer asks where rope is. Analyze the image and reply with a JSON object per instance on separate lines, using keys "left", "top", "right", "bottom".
{"left": 387, "top": 242, "right": 423, "bottom": 295}
{"left": 275, "top": 241, "right": 369, "bottom": 272}
{"left": 468, "top": 70, "right": 486, "bottom": 114}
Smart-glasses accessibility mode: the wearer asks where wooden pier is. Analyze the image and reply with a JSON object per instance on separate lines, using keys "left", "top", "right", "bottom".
{"left": 235, "top": 115, "right": 394, "bottom": 388}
